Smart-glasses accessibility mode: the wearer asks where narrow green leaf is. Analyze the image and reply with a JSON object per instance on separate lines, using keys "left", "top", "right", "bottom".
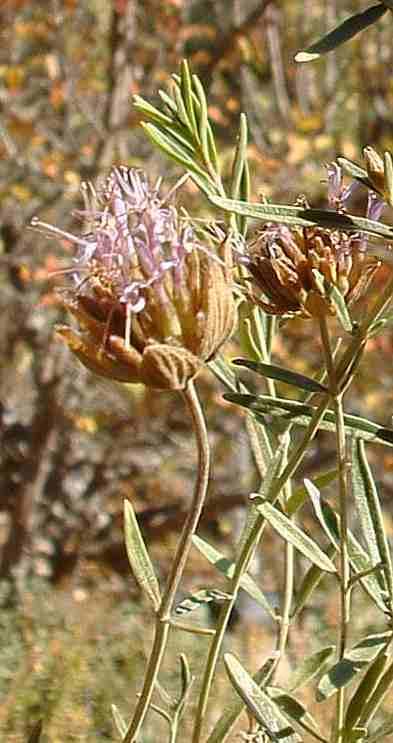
{"left": 291, "top": 546, "right": 337, "bottom": 618}
{"left": 206, "top": 657, "right": 277, "bottom": 743}
{"left": 224, "top": 653, "right": 300, "bottom": 742}
{"left": 208, "top": 193, "right": 393, "bottom": 240}
{"left": 158, "top": 88, "right": 178, "bottom": 115}
{"left": 305, "top": 484, "right": 390, "bottom": 613}
{"left": 192, "top": 534, "right": 275, "bottom": 619}
{"left": 287, "top": 469, "right": 338, "bottom": 516}
{"left": 175, "top": 588, "right": 231, "bottom": 616}
{"left": 192, "top": 75, "right": 214, "bottom": 170}
{"left": 178, "top": 653, "right": 193, "bottom": 708}
{"left": 233, "top": 358, "right": 328, "bottom": 393}
{"left": 27, "top": 721, "right": 43, "bottom": 743}
{"left": 367, "top": 714, "right": 393, "bottom": 742}
{"left": 287, "top": 647, "right": 336, "bottom": 693}
{"left": 141, "top": 123, "right": 210, "bottom": 180}
{"left": 172, "top": 81, "right": 193, "bottom": 129}
{"left": 224, "top": 393, "right": 393, "bottom": 448}
{"left": 112, "top": 704, "right": 127, "bottom": 739}
{"left": 256, "top": 502, "right": 336, "bottom": 573}
{"left": 267, "top": 688, "right": 326, "bottom": 742}
{"left": 312, "top": 271, "right": 353, "bottom": 333}
{"left": 230, "top": 114, "right": 248, "bottom": 199}
{"left": 317, "top": 658, "right": 360, "bottom": 701}
{"left": 295, "top": 4, "right": 387, "bottom": 62}
{"left": 345, "top": 652, "right": 390, "bottom": 733}
{"left": 336, "top": 157, "right": 369, "bottom": 182}
{"left": 132, "top": 95, "right": 174, "bottom": 127}
{"left": 124, "top": 500, "right": 161, "bottom": 612}
{"left": 358, "top": 658, "right": 393, "bottom": 727}
{"left": 180, "top": 59, "right": 198, "bottom": 135}
{"left": 352, "top": 439, "right": 393, "bottom": 601}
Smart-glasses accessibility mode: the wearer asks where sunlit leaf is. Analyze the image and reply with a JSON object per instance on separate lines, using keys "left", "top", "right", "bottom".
{"left": 287, "top": 647, "right": 336, "bottom": 692}
{"left": 206, "top": 656, "right": 277, "bottom": 743}
{"left": 208, "top": 193, "right": 393, "bottom": 240}
{"left": 192, "top": 535, "right": 275, "bottom": 619}
{"left": 112, "top": 705, "right": 127, "bottom": 739}
{"left": 175, "top": 588, "right": 231, "bottom": 616}
{"left": 317, "top": 635, "right": 392, "bottom": 701}
{"left": 224, "top": 654, "right": 299, "bottom": 742}
{"left": 352, "top": 439, "right": 393, "bottom": 600}
{"left": 124, "top": 500, "right": 161, "bottom": 612}
{"left": 255, "top": 502, "right": 336, "bottom": 573}
{"left": 345, "top": 652, "right": 389, "bottom": 733}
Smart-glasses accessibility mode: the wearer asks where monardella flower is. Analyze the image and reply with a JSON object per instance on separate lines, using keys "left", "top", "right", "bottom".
{"left": 241, "top": 164, "right": 380, "bottom": 319}
{"left": 33, "top": 168, "right": 236, "bottom": 390}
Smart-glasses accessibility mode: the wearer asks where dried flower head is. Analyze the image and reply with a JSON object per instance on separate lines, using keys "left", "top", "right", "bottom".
{"left": 363, "top": 146, "right": 393, "bottom": 207}
{"left": 241, "top": 164, "right": 381, "bottom": 319}
{"left": 33, "top": 168, "right": 236, "bottom": 390}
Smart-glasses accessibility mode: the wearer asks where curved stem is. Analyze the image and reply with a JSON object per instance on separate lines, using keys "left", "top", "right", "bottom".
{"left": 124, "top": 380, "right": 210, "bottom": 743}
{"left": 192, "top": 398, "right": 329, "bottom": 743}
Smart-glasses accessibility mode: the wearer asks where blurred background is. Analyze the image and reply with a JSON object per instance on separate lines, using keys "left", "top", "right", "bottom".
{"left": 1, "top": 1, "right": 393, "bottom": 740}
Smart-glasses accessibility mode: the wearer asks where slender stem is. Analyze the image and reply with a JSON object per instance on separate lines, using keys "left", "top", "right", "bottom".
{"left": 192, "top": 398, "right": 329, "bottom": 743}
{"left": 273, "top": 479, "right": 294, "bottom": 678}
{"left": 319, "top": 315, "right": 351, "bottom": 743}
{"left": 124, "top": 380, "right": 210, "bottom": 743}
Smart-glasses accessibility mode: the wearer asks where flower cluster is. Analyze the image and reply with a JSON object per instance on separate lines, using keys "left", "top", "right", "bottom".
{"left": 34, "top": 168, "right": 236, "bottom": 389}
{"left": 242, "top": 164, "right": 382, "bottom": 319}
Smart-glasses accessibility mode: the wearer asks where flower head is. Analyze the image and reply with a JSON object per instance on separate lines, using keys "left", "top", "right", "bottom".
{"left": 241, "top": 164, "right": 380, "bottom": 319}
{"left": 33, "top": 168, "right": 236, "bottom": 389}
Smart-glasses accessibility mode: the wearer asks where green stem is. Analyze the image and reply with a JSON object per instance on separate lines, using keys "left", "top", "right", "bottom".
{"left": 319, "top": 315, "right": 351, "bottom": 743}
{"left": 191, "top": 398, "right": 329, "bottom": 743}
{"left": 124, "top": 380, "right": 210, "bottom": 743}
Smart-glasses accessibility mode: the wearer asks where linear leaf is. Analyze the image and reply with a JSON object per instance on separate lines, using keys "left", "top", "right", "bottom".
{"left": 312, "top": 271, "right": 353, "bottom": 333}
{"left": 233, "top": 358, "right": 328, "bottom": 393}
{"left": 124, "top": 500, "right": 161, "bottom": 612}
{"left": 287, "top": 647, "right": 336, "bottom": 693}
{"left": 305, "top": 484, "right": 389, "bottom": 613}
{"left": 287, "top": 469, "right": 338, "bottom": 516}
{"left": 352, "top": 439, "right": 393, "bottom": 600}
{"left": 291, "top": 545, "right": 337, "bottom": 618}
{"left": 357, "top": 658, "right": 393, "bottom": 727}
{"left": 345, "top": 652, "right": 390, "bottom": 733}
{"left": 141, "top": 123, "right": 209, "bottom": 179}
{"left": 206, "top": 657, "right": 277, "bottom": 743}
{"left": 224, "top": 654, "right": 300, "bottom": 742}
{"left": 175, "top": 588, "right": 231, "bottom": 616}
{"left": 267, "top": 688, "right": 325, "bottom": 741}
{"left": 224, "top": 393, "right": 393, "bottom": 448}
{"left": 112, "top": 704, "right": 127, "bottom": 739}
{"left": 315, "top": 634, "right": 393, "bottom": 703}
{"left": 336, "top": 157, "right": 370, "bottom": 182}
{"left": 192, "top": 535, "right": 275, "bottom": 619}
{"left": 352, "top": 438, "right": 383, "bottom": 566}
{"left": 208, "top": 193, "right": 393, "bottom": 240}
{"left": 295, "top": 4, "right": 388, "bottom": 62}
{"left": 256, "top": 502, "right": 336, "bottom": 573}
